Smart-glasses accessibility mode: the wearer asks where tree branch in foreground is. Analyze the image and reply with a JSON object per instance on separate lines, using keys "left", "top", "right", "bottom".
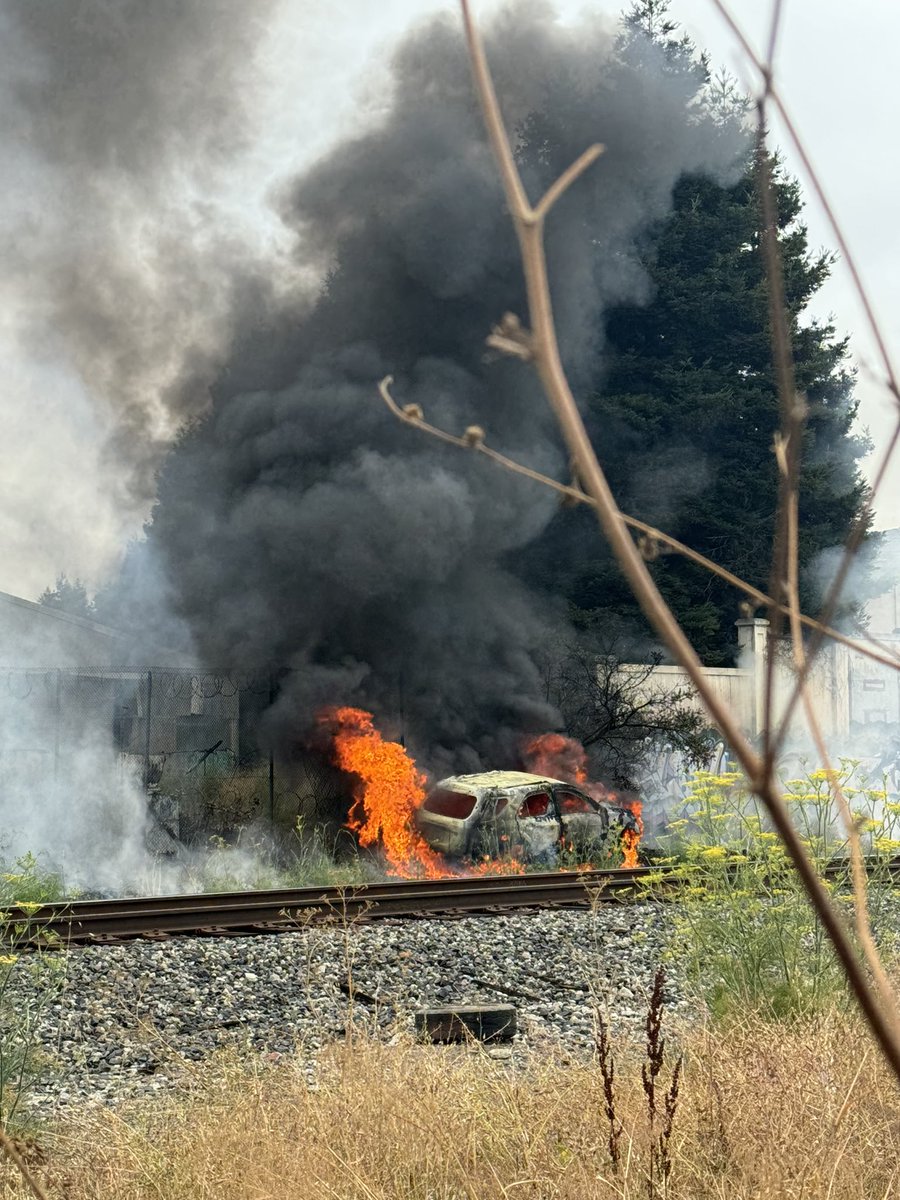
{"left": 708, "top": 0, "right": 900, "bottom": 754}
{"left": 455, "top": 0, "right": 900, "bottom": 1077}
{"left": 378, "top": 377, "right": 900, "bottom": 673}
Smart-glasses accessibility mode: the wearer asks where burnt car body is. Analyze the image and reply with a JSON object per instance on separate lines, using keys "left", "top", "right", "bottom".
{"left": 415, "top": 770, "right": 638, "bottom": 863}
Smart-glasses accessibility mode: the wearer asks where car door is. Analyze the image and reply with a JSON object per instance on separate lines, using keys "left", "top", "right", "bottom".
{"left": 513, "top": 788, "right": 562, "bottom": 861}
{"left": 553, "top": 786, "right": 609, "bottom": 853}
{"left": 465, "top": 792, "right": 508, "bottom": 858}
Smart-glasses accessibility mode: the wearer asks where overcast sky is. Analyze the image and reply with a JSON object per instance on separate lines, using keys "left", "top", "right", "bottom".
{"left": 0, "top": 0, "right": 896, "bottom": 599}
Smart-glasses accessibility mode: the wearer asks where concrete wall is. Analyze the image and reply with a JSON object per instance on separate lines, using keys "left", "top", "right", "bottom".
{"left": 0, "top": 590, "right": 128, "bottom": 667}
{"left": 623, "top": 618, "right": 895, "bottom": 741}
{"left": 618, "top": 661, "right": 754, "bottom": 733}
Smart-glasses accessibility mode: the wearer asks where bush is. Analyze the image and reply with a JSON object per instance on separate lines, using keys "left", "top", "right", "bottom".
{"left": 651, "top": 764, "right": 899, "bottom": 1021}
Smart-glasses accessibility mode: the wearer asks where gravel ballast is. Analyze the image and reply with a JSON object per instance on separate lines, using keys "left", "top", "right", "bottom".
{"left": 20, "top": 900, "right": 682, "bottom": 1112}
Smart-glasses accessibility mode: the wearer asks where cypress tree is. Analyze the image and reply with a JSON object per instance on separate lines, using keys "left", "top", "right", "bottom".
{"left": 522, "top": 0, "right": 872, "bottom": 664}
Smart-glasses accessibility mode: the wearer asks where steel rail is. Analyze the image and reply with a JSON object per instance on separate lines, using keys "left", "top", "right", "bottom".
{"left": 9, "top": 867, "right": 650, "bottom": 948}
{"left": 12, "top": 856, "right": 894, "bottom": 949}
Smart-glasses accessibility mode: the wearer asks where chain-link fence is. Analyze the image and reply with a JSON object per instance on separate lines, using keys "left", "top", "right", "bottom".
{"left": 0, "top": 668, "right": 348, "bottom": 855}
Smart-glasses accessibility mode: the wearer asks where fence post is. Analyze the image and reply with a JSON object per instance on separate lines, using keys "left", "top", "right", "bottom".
{"left": 53, "top": 669, "right": 61, "bottom": 781}
{"left": 268, "top": 673, "right": 276, "bottom": 829}
{"left": 143, "top": 669, "right": 153, "bottom": 789}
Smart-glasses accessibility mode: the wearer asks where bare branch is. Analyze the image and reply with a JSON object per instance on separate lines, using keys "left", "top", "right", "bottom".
{"left": 764, "top": 0, "right": 786, "bottom": 78}
{"left": 533, "top": 144, "right": 605, "bottom": 223}
{"left": 709, "top": 0, "right": 899, "bottom": 394}
{"left": 755, "top": 122, "right": 807, "bottom": 763}
{"left": 706, "top": 0, "right": 900, "bottom": 756}
{"left": 0, "top": 1125, "right": 50, "bottom": 1200}
{"left": 378, "top": 377, "right": 900, "bottom": 673}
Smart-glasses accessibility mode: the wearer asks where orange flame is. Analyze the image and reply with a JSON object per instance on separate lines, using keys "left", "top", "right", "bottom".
{"left": 321, "top": 706, "right": 448, "bottom": 878}
{"left": 523, "top": 732, "right": 588, "bottom": 784}
{"left": 621, "top": 798, "right": 644, "bottom": 868}
{"left": 320, "top": 709, "right": 632, "bottom": 876}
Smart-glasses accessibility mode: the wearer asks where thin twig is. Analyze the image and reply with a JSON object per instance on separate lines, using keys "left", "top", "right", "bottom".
{"left": 533, "top": 144, "right": 605, "bottom": 222}
{"left": 754, "top": 121, "right": 806, "bottom": 767}
{"left": 749, "top": 0, "right": 894, "bottom": 1024}
{"left": 764, "top": 0, "right": 785, "bottom": 74}
{"left": 457, "top": 0, "right": 900, "bottom": 1081}
{"left": 378, "top": 377, "right": 900, "bottom": 672}
{"left": 784, "top": 453, "right": 895, "bottom": 1022}
{"left": 0, "top": 1125, "right": 50, "bottom": 1200}
{"left": 708, "top": 0, "right": 898, "bottom": 395}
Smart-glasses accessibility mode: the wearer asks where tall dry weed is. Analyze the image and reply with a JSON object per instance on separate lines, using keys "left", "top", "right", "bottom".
{"left": 13, "top": 1007, "right": 898, "bottom": 1200}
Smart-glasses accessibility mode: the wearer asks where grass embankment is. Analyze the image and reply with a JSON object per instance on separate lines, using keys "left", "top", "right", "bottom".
{"left": 13, "top": 1010, "right": 899, "bottom": 1200}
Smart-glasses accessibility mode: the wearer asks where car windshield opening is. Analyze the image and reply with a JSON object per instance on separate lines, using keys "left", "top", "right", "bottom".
{"left": 556, "top": 790, "right": 598, "bottom": 815}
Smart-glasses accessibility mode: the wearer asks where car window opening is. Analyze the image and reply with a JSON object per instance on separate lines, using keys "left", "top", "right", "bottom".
{"left": 422, "top": 789, "right": 476, "bottom": 819}
{"left": 520, "top": 791, "right": 552, "bottom": 818}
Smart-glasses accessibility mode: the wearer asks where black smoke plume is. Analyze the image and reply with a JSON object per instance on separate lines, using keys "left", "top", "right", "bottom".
{"left": 138, "top": 4, "right": 743, "bottom": 773}
{"left": 0, "top": 0, "right": 277, "bottom": 512}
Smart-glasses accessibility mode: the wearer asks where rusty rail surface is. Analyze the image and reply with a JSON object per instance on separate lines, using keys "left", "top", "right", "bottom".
{"left": 9, "top": 867, "right": 650, "bottom": 948}
{"left": 14, "top": 856, "right": 890, "bottom": 948}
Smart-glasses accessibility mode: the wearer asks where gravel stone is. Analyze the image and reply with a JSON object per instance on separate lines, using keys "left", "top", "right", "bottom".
{"left": 19, "top": 900, "right": 682, "bottom": 1115}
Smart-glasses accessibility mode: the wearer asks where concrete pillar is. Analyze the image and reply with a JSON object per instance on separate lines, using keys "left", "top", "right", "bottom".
{"left": 735, "top": 618, "right": 769, "bottom": 738}
{"left": 830, "top": 641, "right": 851, "bottom": 737}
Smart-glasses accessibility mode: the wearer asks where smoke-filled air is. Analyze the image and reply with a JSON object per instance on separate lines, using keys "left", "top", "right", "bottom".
{"left": 143, "top": 4, "right": 744, "bottom": 771}
{"left": 1, "top": 1, "right": 758, "bottom": 890}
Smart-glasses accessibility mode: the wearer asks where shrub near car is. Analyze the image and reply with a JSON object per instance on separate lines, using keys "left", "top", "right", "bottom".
{"left": 414, "top": 770, "right": 638, "bottom": 864}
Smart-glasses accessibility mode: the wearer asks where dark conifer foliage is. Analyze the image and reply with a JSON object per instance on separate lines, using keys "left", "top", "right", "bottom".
{"left": 521, "top": 1, "right": 871, "bottom": 664}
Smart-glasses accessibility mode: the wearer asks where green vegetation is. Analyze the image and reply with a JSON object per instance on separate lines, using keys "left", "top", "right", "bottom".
{"left": 0, "top": 853, "right": 66, "bottom": 1129}
{"left": 648, "top": 765, "right": 898, "bottom": 1020}
{"left": 0, "top": 852, "right": 64, "bottom": 907}
{"left": 184, "top": 822, "right": 374, "bottom": 894}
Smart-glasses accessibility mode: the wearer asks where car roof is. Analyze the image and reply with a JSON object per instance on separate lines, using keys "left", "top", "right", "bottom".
{"left": 434, "top": 770, "right": 571, "bottom": 792}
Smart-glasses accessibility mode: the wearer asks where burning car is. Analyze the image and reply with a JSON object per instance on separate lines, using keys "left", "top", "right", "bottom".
{"left": 414, "top": 770, "right": 639, "bottom": 864}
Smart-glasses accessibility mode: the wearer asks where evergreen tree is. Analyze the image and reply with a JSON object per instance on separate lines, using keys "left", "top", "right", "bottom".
{"left": 522, "top": 0, "right": 872, "bottom": 664}
{"left": 38, "top": 574, "right": 96, "bottom": 620}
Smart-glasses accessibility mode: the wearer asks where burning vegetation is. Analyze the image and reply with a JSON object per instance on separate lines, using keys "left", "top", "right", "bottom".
{"left": 320, "top": 709, "right": 642, "bottom": 876}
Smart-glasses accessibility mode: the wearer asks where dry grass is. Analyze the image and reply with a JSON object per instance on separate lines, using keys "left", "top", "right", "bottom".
{"left": 10, "top": 1009, "right": 900, "bottom": 1200}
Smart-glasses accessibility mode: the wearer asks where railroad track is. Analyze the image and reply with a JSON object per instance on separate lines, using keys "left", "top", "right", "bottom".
{"left": 9, "top": 867, "right": 651, "bottom": 948}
